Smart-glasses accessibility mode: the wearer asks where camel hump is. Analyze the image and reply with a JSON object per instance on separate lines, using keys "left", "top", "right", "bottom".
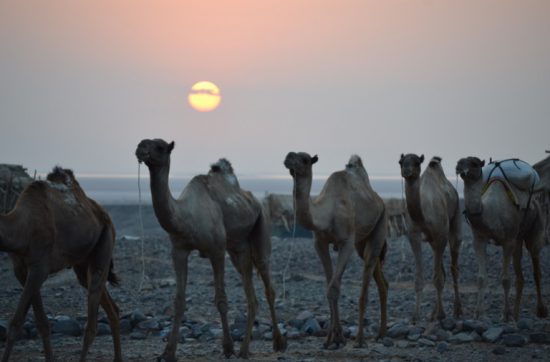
{"left": 483, "top": 159, "right": 540, "bottom": 191}
{"left": 428, "top": 156, "right": 442, "bottom": 168}
{"left": 346, "top": 154, "right": 364, "bottom": 170}
{"left": 210, "top": 158, "right": 234, "bottom": 175}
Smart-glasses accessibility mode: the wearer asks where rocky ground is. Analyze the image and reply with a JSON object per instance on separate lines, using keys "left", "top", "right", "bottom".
{"left": 1, "top": 204, "right": 550, "bottom": 361}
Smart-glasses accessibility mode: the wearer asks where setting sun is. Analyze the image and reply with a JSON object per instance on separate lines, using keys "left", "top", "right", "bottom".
{"left": 188, "top": 81, "right": 221, "bottom": 112}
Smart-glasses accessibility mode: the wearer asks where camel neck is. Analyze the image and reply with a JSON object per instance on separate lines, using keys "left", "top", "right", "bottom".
{"left": 462, "top": 178, "right": 484, "bottom": 217}
{"left": 404, "top": 178, "right": 425, "bottom": 225}
{"left": 147, "top": 164, "right": 180, "bottom": 234}
{"left": 292, "top": 173, "right": 317, "bottom": 230}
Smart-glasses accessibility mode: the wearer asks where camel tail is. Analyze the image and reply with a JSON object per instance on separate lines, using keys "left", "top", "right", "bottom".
{"left": 108, "top": 260, "right": 120, "bottom": 287}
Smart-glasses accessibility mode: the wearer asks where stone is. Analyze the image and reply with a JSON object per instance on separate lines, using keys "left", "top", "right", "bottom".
{"left": 301, "top": 318, "right": 322, "bottom": 335}
{"left": 440, "top": 318, "right": 456, "bottom": 331}
{"left": 436, "top": 341, "right": 449, "bottom": 353}
{"left": 502, "top": 333, "right": 527, "bottom": 347}
{"left": 517, "top": 318, "right": 534, "bottom": 331}
{"left": 96, "top": 322, "right": 111, "bottom": 336}
{"left": 530, "top": 332, "right": 550, "bottom": 344}
{"left": 130, "top": 331, "right": 147, "bottom": 340}
{"left": 407, "top": 333, "right": 421, "bottom": 341}
{"left": 463, "top": 319, "right": 487, "bottom": 334}
{"left": 137, "top": 318, "right": 161, "bottom": 331}
{"left": 382, "top": 337, "right": 394, "bottom": 347}
{"left": 492, "top": 346, "right": 506, "bottom": 355}
{"left": 449, "top": 332, "right": 474, "bottom": 344}
{"left": 52, "top": 317, "right": 81, "bottom": 337}
{"left": 119, "top": 319, "right": 133, "bottom": 334}
{"left": 286, "top": 329, "right": 301, "bottom": 339}
{"left": 395, "top": 340, "right": 410, "bottom": 348}
{"left": 130, "top": 310, "right": 147, "bottom": 328}
{"left": 418, "top": 338, "right": 435, "bottom": 347}
{"left": 482, "top": 327, "right": 504, "bottom": 343}
{"left": 387, "top": 323, "right": 409, "bottom": 339}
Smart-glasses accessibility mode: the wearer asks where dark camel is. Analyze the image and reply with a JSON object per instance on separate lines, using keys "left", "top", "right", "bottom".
{"left": 0, "top": 167, "right": 121, "bottom": 362}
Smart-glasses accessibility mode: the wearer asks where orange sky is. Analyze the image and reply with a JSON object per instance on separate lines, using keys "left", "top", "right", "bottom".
{"left": 1, "top": 0, "right": 549, "bottom": 175}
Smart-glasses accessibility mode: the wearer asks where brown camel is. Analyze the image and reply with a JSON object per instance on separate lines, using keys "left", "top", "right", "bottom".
{"left": 284, "top": 152, "right": 388, "bottom": 349}
{"left": 399, "top": 154, "right": 462, "bottom": 322}
{"left": 135, "top": 139, "right": 286, "bottom": 361}
{"left": 0, "top": 167, "right": 121, "bottom": 362}
{"left": 262, "top": 193, "right": 294, "bottom": 233}
{"left": 456, "top": 157, "right": 548, "bottom": 320}
{"left": 534, "top": 150, "right": 550, "bottom": 244}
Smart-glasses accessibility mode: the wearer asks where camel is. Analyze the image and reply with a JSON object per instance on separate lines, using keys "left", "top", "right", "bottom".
{"left": 262, "top": 193, "right": 294, "bottom": 233}
{"left": 135, "top": 139, "right": 286, "bottom": 361}
{"left": 533, "top": 151, "right": 550, "bottom": 244}
{"left": 283, "top": 152, "right": 388, "bottom": 349}
{"left": 0, "top": 167, "right": 121, "bottom": 362}
{"left": 399, "top": 154, "right": 462, "bottom": 322}
{"left": 456, "top": 157, "right": 548, "bottom": 320}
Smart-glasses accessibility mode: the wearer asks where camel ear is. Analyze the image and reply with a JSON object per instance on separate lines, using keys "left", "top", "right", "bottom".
{"left": 311, "top": 155, "right": 318, "bottom": 164}
{"left": 168, "top": 141, "right": 175, "bottom": 153}
{"left": 420, "top": 154, "right": 425, "bottom": 163}
{"left": 399, "top": 153, "right": 404, "bottom": 164}
{"left": 480, "top": 159, "right": 485, "bottom": 167}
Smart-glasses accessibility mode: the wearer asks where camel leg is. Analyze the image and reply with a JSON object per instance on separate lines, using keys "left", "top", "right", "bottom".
{"left": 512, "top": 244, "right": 524, "bottom": 321}
{"left": 318, "top": 236, "right": 354, "bottom": 350}
{"left": 80, "top": 267, "right": 109, "bottom": 362}
{"left": 530, "top": 253, "right": 548, "bottom": 318}
{"left": 408, "top": 230, "right": 424, "bottom": 323}
{"left": 229, "top": 249, "right": 258, "bottom": 359}
{"left": 250, "top": 213, "right": 287, "bottom": 352}
{"left": 159, "top": 248, "right": 190, "bottom": 362}
{"left": 11, "top": 263, "right": 54, "bottom": 362}
{"left": 524, "top": 212, "right": 548, "bottom": 318}
{"left": 210, "top": 252, "right": 234, "bottom": 358}
{"left": 374, "top": 259, "right": 388, "bottom": 339}
{"left": 254, "top": 259, "right": 287, "bottom": 353}
{"left": 430, "top": 241, "right": 446, "bottom": 321}
{"left": 473, "top": 234, "right": 488, "bottom": 319}
{"left": 2, "top": 265, "right": 49, "bottom": 362}
{"left": 449, "top": 214, "right": 463, "bottom": 318}
{"left": 501, "top": 242, "right": 515, "bottom": 322}
{"left": 74, "top": 265, "right": 122, "bottom": 362}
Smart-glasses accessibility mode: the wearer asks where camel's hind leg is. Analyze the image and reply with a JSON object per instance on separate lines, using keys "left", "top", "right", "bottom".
{"left": 210, "top": 251, "right": 234, "bottom": 358}
{"left": 449, "top": 211, "right": 463, "bottom": 318}
{"left": 250, "top": 214, "right": 287, "bottom": 353}
{"left": 229, "top": 248, "right": 258, "bottom": 359}
{"left": 2, "top": 264, "right": 49, "bottom": 362}
{"left": 79, "top": 231, "right": 117, "bottom": 362}
{"left": 74, "top": 265, "right": 122, "bottom": 362}
{"left": 524, "top": 210, "right": 548, "bottom": 318}
{"left": 408, "top": 228, "right": 424, "bottom": 323}
{"left": 501, "top": 242, "right": 515, "bottom": 322}
{"left": 430, "top": 239, "right": 446, "bottom": 321}
{"left": 473, "top": 233, "right": 488, "bottom": 319}
{"left": 512, "top": 243, "right": 524, "bottom": 321}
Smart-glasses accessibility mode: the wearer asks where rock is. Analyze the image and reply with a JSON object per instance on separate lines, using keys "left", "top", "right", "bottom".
{"left": 130, "top": 331, "right": 147, "bottom": 340}
{"left": 137, "top": 318, "right": 161, "bottom": 331}
{"left": 449, "top": 332, "right": 474, "bottom": 344}
{"left": 503, "top": 325, "right": 519, "bottom": 334}
{"left": 462, "top": 319, "right": 487, "bottom": 334}
{"left": 436, "top": 341, "right": 449, "bottom": 353}
{"left": 530, "top": 332, "right": 550, "bottom": 344}
{"left": 503, "top": 333, "right": 527, "bottom": 347}
{"left": 433, "top": 329, "right": 450, "bottom": 342}
{"left": 483, "top": 327, "right": 504, "bottom": 343}
{"left": 286, "top": 329, "right": 301, "bottom": 340}
{"left": 130, "top": 310, "right": 147, "bottom": 328}
{"left": 382, "top": 337, "right": 394, "bottom": 347}
{"left": 230, "top": 326, "right": 245, "bottom": 341}
{"left": 517, "top": 318, "right": 534, "bottom": 331}
{"left": 1, "top": 320, "right": 8, "bottom": 340}
{"left": 387, "top": 323, "right": 409, "bottom": 339}
{"left": 96, "top": 322, "right": 111, "bottom": 336}
{"left": 301, "top": 318, "right": 322, "bottom": 335}
{"left": 418, "top": 338, "right": 435, "bottom": 347}
{"left": 407, "top": 333, "right": 421, "bottom": 341}
{"left": 492, "top": 346, "right": 506, "bottom": 355}
{"left": 295, "top": 310, "right": 314, "bottom": 321}
{"left": 52, "top": 317, "right": 81, "bottom": 337}
{"left": 440, "top": 318, "right": 456, "bottom": 331}
{"left": 395, "top": 340, "right": 410, "bottom": 348}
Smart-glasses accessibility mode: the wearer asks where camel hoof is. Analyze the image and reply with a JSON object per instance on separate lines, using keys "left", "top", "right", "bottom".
{"left": 273, "top": 335, "right": 287, "bottom": 352}
{"left": 223, "top": 344, "right": 235, "bottom": 359}
{"left": 157, "top": 354, "right": 177, "bottom": 362}
{"left": 238, "top": 350, "right": 250, "bottom": 359}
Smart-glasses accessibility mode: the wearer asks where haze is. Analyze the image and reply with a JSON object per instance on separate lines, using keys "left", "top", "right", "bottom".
{"left": 1, "top": 0, "right": 549, "bottom": 177}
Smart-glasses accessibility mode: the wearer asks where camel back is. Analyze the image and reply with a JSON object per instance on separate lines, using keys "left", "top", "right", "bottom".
{"left": 0, "top": 164, "right": 33, "bottom": 213}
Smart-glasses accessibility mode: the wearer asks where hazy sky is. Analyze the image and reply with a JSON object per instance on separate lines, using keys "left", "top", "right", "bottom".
{"left": 1, "top": 0, "right": 549, "bottom": 177}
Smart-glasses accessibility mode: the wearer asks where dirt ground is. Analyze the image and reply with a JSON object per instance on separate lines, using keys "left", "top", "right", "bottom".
{"left": 1, "top": 204, "right": 550, "bottom": 361}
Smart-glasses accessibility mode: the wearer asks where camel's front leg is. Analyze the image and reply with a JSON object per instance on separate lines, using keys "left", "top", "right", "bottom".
{"left": 408, "top": 229, "right": 424, "bottom": 323}
{"left": 430, "top": 241, "right": 446, "bottom": 321}
{"left": 473, "top": 234, "right": 488, "bottom": 319}
{"left": 449, "top": 222, "right": 463, "bottom": 318}
{"left": 159, "top": 248, "right": 190, "bottom": 362}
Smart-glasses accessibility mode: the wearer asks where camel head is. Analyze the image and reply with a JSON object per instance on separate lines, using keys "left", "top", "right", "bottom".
{"left": 135, "top": 139, "right": 175, "bottom": 168}
{"left": 284, "top": 152, "right": 318, "bottom": 178}
{"left": 399, "top": 153, "right": 424, "bottom": 181}
{"left": 456, "top": 157, "right": 485, "bottom": 182}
